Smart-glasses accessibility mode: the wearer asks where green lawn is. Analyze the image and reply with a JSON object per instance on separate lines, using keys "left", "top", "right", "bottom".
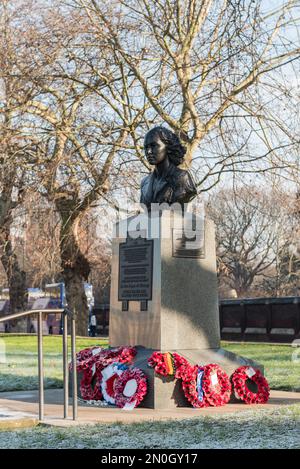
{"left": 0, "top": 335, "right": 107, "bottom": 392}
{"left": 222, "top": 341, "right": 300, "bottom": 393}
{"left": 0, "top": 334, "right": 106, "bottom": 354}
{"left": 0, "top": 335, "right": 299, "bottom": 392}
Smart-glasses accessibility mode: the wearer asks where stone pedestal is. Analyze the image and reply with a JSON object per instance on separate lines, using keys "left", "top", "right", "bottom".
{"left": 109, "top": 210, "right": 261, "bottom": 409}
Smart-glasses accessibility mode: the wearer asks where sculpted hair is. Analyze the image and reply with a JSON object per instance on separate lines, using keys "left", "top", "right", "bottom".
{"left": 147, "top": 126, "right": 186, "bottom": 166}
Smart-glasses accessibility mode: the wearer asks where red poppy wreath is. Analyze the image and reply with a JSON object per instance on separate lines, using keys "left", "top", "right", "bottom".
{"left": 75, "top": 347, "right": 104, "bottom": 401}
{"left": 73, "top": 346, "right": 137, "bottom": 401}
{"left": 114, "top": 368, "right": 148, "bottom": 409}
{"left": 148, "top": 351, "right": 190, "bottom": 379}
{"left": 74, "top": 346, "right": 103, "bottom": 367}
{"left": 182, "top": 363, "right": 232, "bottom": 408}
{"left": 79, "top": 363, "right": 103, "bottom": 401}
{"left": 101, "top": 362, "right": 128, "bottom": 405}
{"left": 231, "top": 366, "right": 270, "bottom": 404}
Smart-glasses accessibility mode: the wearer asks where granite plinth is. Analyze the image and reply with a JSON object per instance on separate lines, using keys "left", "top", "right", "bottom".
{"left": 109, "top": 211, "right": 220, "bottom": 350}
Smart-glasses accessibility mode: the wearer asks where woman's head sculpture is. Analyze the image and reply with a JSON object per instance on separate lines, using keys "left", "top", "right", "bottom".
{"left": 140, "top": 126, "right": 197, "bottom": 211}
{"left": 144, "top": 126, "right": 186, "bottom": 167}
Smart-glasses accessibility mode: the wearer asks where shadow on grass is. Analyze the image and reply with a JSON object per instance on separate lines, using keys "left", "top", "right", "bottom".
{"left": 0, "top": 373, "right": 63, "bottom": 393}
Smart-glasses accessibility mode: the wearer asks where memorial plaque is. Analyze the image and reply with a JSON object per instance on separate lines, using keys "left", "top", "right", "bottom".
{"left": 118, "top": 237, "right": 153, "bottom": 302}
{"left": 172, "top": 229, "right": 205, "bottom": 259}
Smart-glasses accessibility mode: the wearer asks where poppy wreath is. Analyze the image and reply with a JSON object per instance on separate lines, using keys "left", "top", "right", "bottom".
{"left": 79, "top": 362, "right": 103, "bottom": 401}
{"left": 72, "top": 346, "right": 137, "bottom": 401}
{"left": 80, "top": 346, "right": 136, "bottom": 371}
{"left": 148, "top": 351, "right": 190, "bottom": 379}
{"left": 114, "top": 368, "right": 148, "bottom": 409}
{"left": 231, "top": 366, "right": 270, "bottom": 404}
{"left": 101, "top": 362, "right": 128, "bottom": 405}
{"left": 181, "top": 364, "right": 209, "bottom": 408}
{"left": 71, "top": 346, "right": 104, "bottom": 401}
{"left": 182, "top": 363, "right": 232, "bottom": 408}
{"left": 69, "top": 346, "right": 103, "bottom": 370}
{"left": 76, "top": 346, "right": 100, "bottom": 362}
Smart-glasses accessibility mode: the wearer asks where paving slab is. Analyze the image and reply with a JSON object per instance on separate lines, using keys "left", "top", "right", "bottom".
{"left": 0, "top": 406, "right": 38, "bottom": 430}
{"left": 0, "top": 388, "right": 299, "bottom": 427}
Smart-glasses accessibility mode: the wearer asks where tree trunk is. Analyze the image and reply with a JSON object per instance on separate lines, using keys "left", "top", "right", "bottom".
{"left": 60, "top": 228, "right": 90, "bottom": 337}
{"left": 0, "top": 228, "right": 28, "bottom": 331}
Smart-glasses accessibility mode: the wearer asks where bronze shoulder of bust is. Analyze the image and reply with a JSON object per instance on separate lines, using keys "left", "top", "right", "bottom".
{"left": 167, "top": 165, "right": 197, "bottom": 203}
{"left": 140, "top": 126, "right": 197, "bottom": 210}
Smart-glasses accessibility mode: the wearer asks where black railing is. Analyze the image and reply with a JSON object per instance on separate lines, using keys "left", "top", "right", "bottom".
{"left": 219, "top": 296, "right": 300, "bottom": 343}
{"left": 0, "top": 308, "right": 77, "bottom": 421}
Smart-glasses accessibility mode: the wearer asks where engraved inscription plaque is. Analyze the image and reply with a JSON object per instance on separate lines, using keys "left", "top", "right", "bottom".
{"left": 118, "top": 237, "right": 153, "bottom": 302}
{"left": 172, "top": 229, "right": 205, "bottom": 259}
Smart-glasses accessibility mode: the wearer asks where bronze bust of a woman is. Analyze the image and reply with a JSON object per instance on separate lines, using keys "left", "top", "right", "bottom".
{"left": 140, "top": 126, "right": 197, "bottom": 210}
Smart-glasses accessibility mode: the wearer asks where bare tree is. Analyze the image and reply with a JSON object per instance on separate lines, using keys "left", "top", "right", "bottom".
{"left": 9, "top": 3, "right": 136, "bottom": 334}
{"left": 0, "top": 1, "right": 37, "bottom": 314}
{"left": 70, "top": 0, "right": 300, "bottom": 190}
{"left": 261, "top": 190, "right": 300, "bottom": 296}
{"left": 2, "top": 0, "right": 299, "bottom": 331}
{"left": 14, "top": 193, "right": 112, "bottom": 300}
{"left": 15, "top": 193, "right": 62, "bottom": 288}
{"left": 207, "top": 186, "right": 290, "bottom": 297}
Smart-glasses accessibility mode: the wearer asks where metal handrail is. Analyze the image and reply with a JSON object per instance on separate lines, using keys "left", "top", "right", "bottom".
{"left": 0, "top": 308, "right": 77, "bottom": 421}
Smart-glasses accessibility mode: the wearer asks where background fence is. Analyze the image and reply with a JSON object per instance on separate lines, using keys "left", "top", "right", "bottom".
{"left": 219, "top": 296, "right": 300, "bottom": 343}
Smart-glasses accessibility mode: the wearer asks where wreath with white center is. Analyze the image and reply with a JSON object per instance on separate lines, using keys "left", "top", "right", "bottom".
{"left": 101, "top": 362, "right": 128, "bottom": 405}
{"left": 114, "top": 368, "right": 148, "bottom": 409}
{"left": 231, "top": 366, "right": 270, "bottom": 404}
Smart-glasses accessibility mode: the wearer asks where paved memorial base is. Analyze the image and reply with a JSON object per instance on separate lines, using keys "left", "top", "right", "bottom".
{"left": 0, "top": 389, "right": 299, "bottom": 428}
{"left": 0, "top": 406, "right": 38, "bottom": 430}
